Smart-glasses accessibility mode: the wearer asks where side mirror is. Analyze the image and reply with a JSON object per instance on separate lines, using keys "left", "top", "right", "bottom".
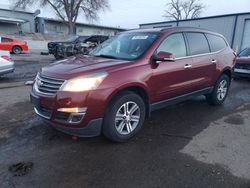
{"left": 153, "top": 51, "right": 175, "bottom": 63}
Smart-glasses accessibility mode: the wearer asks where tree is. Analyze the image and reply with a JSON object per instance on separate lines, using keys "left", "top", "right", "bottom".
{"left": 163, "top": 0, "right": 205, "bottom": 21}
{"left": 14, "top": 0, "right": 110, "bottom": 34}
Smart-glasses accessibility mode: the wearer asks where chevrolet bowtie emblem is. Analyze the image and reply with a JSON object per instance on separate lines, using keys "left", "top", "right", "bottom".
{"left": 37, "top": 79, "right": 43, "bottom": 87}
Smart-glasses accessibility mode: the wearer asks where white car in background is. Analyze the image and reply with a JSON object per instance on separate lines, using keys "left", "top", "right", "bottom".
{"left": 0, "top": 50, "right": 14, "bottom": 76}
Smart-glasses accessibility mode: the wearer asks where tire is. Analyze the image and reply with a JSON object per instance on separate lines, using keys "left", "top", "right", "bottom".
{"left": 102, "top": 91, "right": 146, "bottom": 142}
{"left": 206, "top": 74, "right": 230, "bottom": 105}
{"left": 12, "top": 46, "right": 22, "bottom": 54}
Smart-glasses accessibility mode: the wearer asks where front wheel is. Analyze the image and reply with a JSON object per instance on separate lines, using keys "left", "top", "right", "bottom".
{"left": 206, "top": 74, "right": 230, "bottom": 105}
{"left": 103, "top": 91, "right": 146, "bottom": 142}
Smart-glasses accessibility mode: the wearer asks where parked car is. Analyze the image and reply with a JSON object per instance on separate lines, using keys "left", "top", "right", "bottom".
{"left": 234, "top": 48, "right": 250, "bottom": 78}
{"left": 0, "top": 50, "right": 14, "bottom": 76}
{"left": 0, "top": 36, "right": 28, "bottom": 54}
{"left": 48, "top": 35, "right": 109, "bottom": 59}
{"left": 31, "top": 27, "right": 235, "bottom": 142}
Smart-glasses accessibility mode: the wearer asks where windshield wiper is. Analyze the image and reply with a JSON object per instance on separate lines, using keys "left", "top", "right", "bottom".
{"left": 94, "top": 54, "right": 118, "bottom": 59}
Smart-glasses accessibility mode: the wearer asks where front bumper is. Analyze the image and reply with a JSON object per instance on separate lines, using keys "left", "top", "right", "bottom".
{"left": 30, "top": 84, "right": 113, "bottom": 137}
{"left": 233, "top": 68, "right": 250, "bottom": 78}
{"left": 30, "top": 92, "right": 104, "bottom": 137}
{"left": 46, "top": 118, "right": 103, "bottom": 137}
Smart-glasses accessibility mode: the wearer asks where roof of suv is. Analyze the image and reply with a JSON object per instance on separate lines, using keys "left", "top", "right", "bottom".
{"left": 124, "top": 27, "right": 222, "bottom": 36}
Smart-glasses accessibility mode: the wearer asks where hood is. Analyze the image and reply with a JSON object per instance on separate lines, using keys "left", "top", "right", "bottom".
{"left": 236, "top": 57, "right": 250, "bottom": 65}
{"left": 41, "top": 55, "right": 131, "bottom": 79}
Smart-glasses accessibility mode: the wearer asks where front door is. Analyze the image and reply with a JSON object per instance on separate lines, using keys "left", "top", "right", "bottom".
{"left": 149, "top": 33, "right": 195, "bottom": 102}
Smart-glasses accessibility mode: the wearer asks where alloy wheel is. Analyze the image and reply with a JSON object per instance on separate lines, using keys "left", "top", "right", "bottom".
{"left": 217, "top": 80, "right": 228, "bottom": 101}
{"left": 115, "top": 101, "right": 140, "bottom": 135}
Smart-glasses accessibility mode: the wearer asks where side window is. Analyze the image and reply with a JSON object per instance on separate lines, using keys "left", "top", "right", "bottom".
{"left": 206, "top": 34, "right": 227, "bottom": 52}
{"left": 1, "top": 37, "right": 13, "bottom": 42}
{"left": 157, "top": 33, "right": 187, "bottom": 58}
{"left": 186, "top": 32, "right": 210, "bottom": 55}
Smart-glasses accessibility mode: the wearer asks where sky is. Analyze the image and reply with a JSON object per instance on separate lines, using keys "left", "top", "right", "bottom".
{"left": 5, "top": 0, "right": 250, "bottom": 29}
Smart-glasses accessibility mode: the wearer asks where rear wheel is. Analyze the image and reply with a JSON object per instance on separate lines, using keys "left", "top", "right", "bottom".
{"left": 12, "top": 46, "right": 22, "bottom": 54}
{"left": 206, "top": 74, "right": 230, "bottom": 105}
{"left": 103, "top": 91, "right": 146, "bottom": 142}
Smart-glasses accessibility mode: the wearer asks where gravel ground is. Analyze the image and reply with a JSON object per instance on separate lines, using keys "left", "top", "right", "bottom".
{"left": 0, "top": 53, "right": 250, "bottom": 188}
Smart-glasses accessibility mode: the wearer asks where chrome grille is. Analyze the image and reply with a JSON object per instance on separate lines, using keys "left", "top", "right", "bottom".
{"left": 35, "top": 73, "right": 65, "bottom": 95}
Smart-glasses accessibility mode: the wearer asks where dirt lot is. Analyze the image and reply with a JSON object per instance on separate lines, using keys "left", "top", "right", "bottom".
{"left": 0, "top": 53, "right": 250, "bottom": 188}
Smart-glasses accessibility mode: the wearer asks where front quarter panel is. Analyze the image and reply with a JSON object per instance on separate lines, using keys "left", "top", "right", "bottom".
{"left": 100, "top": 62, "right": 153, "bottom": 106}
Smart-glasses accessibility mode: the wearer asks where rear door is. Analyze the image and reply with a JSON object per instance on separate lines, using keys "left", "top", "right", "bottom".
{"left": 184, "top": 32, "right": 216, "bottom": 90}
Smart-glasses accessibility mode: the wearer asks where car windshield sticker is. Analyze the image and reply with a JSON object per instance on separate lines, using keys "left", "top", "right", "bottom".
{"left": 132, "top": 36, "right": 149, "bottom": 40}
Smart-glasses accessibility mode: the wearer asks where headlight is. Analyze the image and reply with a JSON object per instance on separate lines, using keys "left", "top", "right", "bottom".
{"left": 60, "top": 72, "right": 108, "bottom": 92}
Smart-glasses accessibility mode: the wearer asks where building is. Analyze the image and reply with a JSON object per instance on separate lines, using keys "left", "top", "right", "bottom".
{"left": 140, "top": 12, "right": 250, "bottom": 52}
{"left": 0, "top": 6, "right": 125, "bottom": 37}
{"left": 0, "top": 6, "right": 39, "bottom": 34}
{"left": 35, "top": 17, "right": 125, "bottom": 36}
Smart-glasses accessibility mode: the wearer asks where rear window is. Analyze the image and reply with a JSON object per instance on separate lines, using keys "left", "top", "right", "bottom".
{"left": 186, "top": 32, "right": 210, "bottom": 56}
{"left": 206, "top": 34, "right": 227, "bottom": 52}
{"left": 1, "top": 37, "right": 13, "bottom": 42}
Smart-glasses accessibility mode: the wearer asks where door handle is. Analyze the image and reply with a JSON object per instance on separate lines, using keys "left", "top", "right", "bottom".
{"left": 184, "top": 64, "right": 192, "bottom": 69}
{"left": 211, "top": 59, "right": 217, "bottom": 63}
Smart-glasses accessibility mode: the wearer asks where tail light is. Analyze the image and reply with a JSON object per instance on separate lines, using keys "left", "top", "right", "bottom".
{"left": 1, "top": 55, "right": 12, "bottom": 62}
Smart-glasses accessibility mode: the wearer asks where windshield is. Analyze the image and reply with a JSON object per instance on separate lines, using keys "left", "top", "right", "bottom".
{"left": 89, "top": 32, "right": 159, "bottom": 60}
{"left": 238, "top": 48, "right": 250, "bottom": 57}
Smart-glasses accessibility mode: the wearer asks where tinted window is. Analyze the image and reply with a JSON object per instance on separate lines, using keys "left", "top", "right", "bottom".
{"left": 1, "top": 37, "right": 13, "bottom": 42}
{"left": 238, "top": 48, "right": 250, "bottom": 57}
{"left": 206, "top": 34, "right": 227, "bottom": 52}
{"left": 186, "top": 33, "right": 210, "bottom": 55}
{"left": 157, "top": 33, "right": 187, "bottom": 58}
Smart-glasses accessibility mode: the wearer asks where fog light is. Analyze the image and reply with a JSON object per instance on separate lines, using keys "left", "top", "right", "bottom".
{"left": 69, "top": 113, "right": 85, "bottom": 123}
{"left": 57, "top": 107, "right": 87, "bottom": 113}
{"left": 68, "top": 113, "right": 85, "bottom": 123}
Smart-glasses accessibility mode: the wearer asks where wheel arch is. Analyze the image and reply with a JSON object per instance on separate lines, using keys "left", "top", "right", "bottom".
{"left": 106, "top": 84, "right": 151, "bottom": 118}
{"left": 12, "top": 45, "right": 23, "bottom": 52}
{"left": 221, "top": 68, "right": 232, "bottom": 84}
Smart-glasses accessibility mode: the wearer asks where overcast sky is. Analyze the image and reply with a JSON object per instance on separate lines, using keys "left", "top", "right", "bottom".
{"left": 6, "top": 0, "right": 250, "bottom": 28}
{"left": 98, "top": 0, "right": 250, "bottom": 28}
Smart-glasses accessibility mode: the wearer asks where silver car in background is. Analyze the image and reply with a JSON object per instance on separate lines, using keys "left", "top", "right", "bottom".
{"left": 0, "top": 50, "right": 14, "bottom": 76}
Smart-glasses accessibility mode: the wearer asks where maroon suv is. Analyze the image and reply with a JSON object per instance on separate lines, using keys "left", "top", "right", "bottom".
{"left": 234, "top": 48, "right": 250, "bottom": 78}
{"left": 30, "top": 27, "right": 235, "bottom": 142}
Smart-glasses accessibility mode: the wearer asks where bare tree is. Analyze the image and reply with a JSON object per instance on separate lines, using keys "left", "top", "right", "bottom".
{"left": 164, "top": 0, "right": 205, "bottom": 21}
{"left": 13, "top": 0, "right": 110, "bottom": 34}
